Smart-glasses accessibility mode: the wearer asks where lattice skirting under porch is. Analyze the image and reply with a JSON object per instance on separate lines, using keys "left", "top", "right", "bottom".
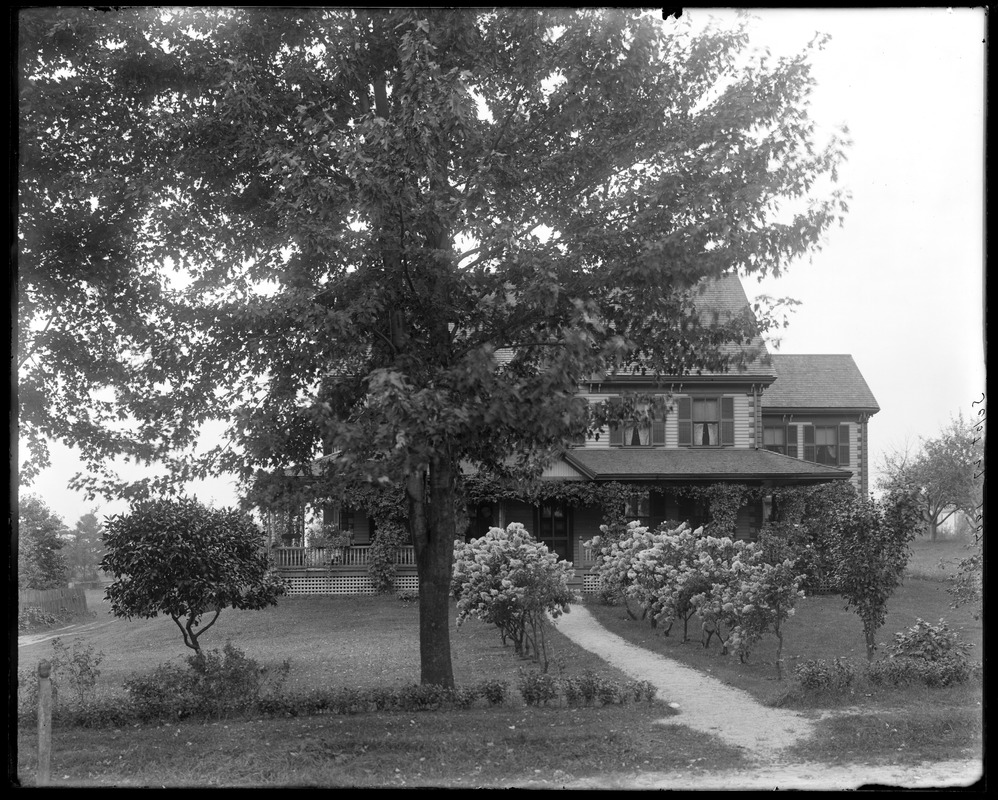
{"left": 283, "top": 572, "right": 419, "bottom": 596}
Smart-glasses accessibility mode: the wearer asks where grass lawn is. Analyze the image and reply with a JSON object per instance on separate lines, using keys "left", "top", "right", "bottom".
{"left": 583, "top": 543, "right": 984, "bottom": 767}
{"left": 14, "top": 538, "right": 983, "bottom": 785}
{"left": 15, "top": 592, "right": 743, "bottom": 787}
{"left": 19, "top": 591, "right": 641, "bottom": 692}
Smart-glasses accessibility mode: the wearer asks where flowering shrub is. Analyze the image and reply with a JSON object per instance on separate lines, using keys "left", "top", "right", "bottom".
{"left": 452, "top": 523, "right": 575, "bottom": 672}
{"left": 586, "top": 520, "right": 706, "bottom": 639}
{"left": 588, "top": 521, "right": 804, "bottom": 676}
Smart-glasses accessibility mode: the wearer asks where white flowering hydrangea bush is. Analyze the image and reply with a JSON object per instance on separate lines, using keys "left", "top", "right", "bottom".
{"left": 587, "top": 521, "right": 805, "bottom": 677}
{"left": 452, "top": 523, "right": 576, "bottom": 672}
{"left": 584, "top": 520, "right": 679, "bottom": 618}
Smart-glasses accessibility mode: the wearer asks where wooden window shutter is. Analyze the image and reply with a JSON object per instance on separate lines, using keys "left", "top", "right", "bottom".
{"left": 720, "top": 397, "right": 735, "bottom": 446}
{"left": 652, "top": 404, "right": 666, "bottom": 446}
{"left": 838, "top": 423, "right": 850, "bottom": 466}
{"left": 677, "top": 397, "right": 692, "bottom": 446}
{"left": 609, "top": 424, "right": 622, "bottom": 446}
{"left": 803, "top": 425, "right": 815, "bottom": 462}
{"left": 787, "top": 425, "right": 798, "bottom": 459}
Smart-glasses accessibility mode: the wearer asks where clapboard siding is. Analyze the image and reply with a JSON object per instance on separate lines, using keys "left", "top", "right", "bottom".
{"left": 574, "top": 392, "right": 753, "bottom": 449}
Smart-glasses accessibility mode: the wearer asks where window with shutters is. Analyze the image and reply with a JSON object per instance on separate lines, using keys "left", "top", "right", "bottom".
{"left": 763, "top": 426, "right": 786, "bottom": 454}
{"left": 678, "top": 396, "right": 735, "bottom": 447}
{"left": 609, "top": 400, "right": 666, "bottom": 447}
{"left": 802, "top": 423, "right": 850, "bottom": 467}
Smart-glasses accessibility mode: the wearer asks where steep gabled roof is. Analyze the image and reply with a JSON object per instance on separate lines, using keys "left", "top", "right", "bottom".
{"left": 684, "top": 273, "right": 774, "bottom": 378}
{"left": 496, "top": 273, "right": 774, "bottom": 379}
{"left": 563, "top": 447, "right": 852, "bottom": 482}
{"left": 762, "top": 354, "right": 880, "bottom": 413}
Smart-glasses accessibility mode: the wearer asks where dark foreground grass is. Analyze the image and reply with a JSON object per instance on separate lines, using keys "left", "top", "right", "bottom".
{"left": 14, "top": 703, "right": 745, "bottom": 788}
{"left": 786, "top": 685, "right": 983, "bottom": 765}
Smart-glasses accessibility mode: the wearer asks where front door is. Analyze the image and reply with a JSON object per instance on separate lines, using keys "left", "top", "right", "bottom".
{"left": 536, "top": 501, "right": 572, "bottom": 562}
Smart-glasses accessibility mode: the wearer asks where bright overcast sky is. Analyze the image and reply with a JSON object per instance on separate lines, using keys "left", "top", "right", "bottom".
{"left": 696, "top": 7, "right": 986, "bottom": 484}
{"left": 22, "top": 7, "right": 986, "bottom": 525}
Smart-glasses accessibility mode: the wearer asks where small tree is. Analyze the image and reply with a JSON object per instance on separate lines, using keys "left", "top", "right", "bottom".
{"left": 828, "top": 490, "right": 921, "bottom": 660}
{"left": 101, "top": 498, "right": 287, "bottom": 654}
{"left": 18, "top": 494, "right": 69, "bottom": 589}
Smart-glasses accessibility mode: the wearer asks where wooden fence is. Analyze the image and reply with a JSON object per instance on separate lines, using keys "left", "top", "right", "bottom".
{"left": 18, "top": 586, "right": 88, "bottom": 616}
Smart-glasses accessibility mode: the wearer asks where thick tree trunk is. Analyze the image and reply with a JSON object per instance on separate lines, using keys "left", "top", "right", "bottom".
{"left": 409, "top": 457, "right": 457, "bottom": 688}
{"left": 422, "top": 458, "right": 458, "bottom": 687}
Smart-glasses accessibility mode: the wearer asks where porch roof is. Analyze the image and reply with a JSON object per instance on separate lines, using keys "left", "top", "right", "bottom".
{"left": 562, "top": 448, "right": 852, "bottom": 483}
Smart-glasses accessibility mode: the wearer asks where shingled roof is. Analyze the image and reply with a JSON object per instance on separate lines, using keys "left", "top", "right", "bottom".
{"left": 563, "top": 448, "right": 852, "bottom": 482}
{"left": 762, "top": 354, "right": 880, "bottom": 413}
{"left": 684, "top": 273, "right": 774, "bottom": 378}
{"left": 495, "top": 273, "right": 774, "bottom": 378}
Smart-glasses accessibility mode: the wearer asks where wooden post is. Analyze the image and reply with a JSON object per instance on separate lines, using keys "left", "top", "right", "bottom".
{"left": 37, "top": 660, "right": 52, "bottom": 786}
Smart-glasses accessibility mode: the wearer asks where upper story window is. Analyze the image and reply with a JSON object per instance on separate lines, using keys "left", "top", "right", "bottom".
{"left": 763, "top": 426, "right": 785, "bottom": 453}
{"left": 609, "top": 401, "right": 665, "bottom": 447}
{"left": 803, "top": 423, "right": 851, "bottom": 467}
{"left": 763, "top": 425, "right": 797, "bottom": 456}
{"left": 678, "top": 396, "right": 735, "bottom": 447}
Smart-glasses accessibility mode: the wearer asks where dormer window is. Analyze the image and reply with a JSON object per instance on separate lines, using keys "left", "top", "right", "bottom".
{"left": 678, "top": 396, "right": 735, "bottom": 447}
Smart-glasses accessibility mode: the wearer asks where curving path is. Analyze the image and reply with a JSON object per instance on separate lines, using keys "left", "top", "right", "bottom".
{"left": 550, "top": 605, "right": 982, "bottom": 790}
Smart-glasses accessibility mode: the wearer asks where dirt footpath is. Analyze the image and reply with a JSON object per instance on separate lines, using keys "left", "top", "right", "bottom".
{"left": 551, "top": 606, "right": 983, "bottom": 791}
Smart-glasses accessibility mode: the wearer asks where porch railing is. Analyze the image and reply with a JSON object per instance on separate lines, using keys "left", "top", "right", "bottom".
{"left": 271, "top": 545, "right": 416, "bottom": 570}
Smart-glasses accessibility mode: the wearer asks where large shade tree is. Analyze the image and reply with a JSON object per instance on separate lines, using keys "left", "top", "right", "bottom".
{"left": 18, "top": 8, "right": 849, "bottom": 686}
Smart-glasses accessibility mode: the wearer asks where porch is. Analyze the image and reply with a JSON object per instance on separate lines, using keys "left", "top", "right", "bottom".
{"left": 270, "top": 543, "right": 600, "bottom": 595}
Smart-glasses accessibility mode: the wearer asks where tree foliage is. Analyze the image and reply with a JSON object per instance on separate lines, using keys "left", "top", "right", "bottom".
{"left": 17, "top": 493, "right": 70, "bottom": 589}
{"left": 100, "top": 498, "right": 286, "bottom": 653}
{"left": 19, "top": 8, "right": 849, "bottom": 685}
{"left": 827, "top": 489, "right": 922, "bottom": 661}
{"left": 877, "top": 412, "right": 984, "bottom": 540}
{"left": 64, "top": 511, "right": 106, "bottom": 582}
